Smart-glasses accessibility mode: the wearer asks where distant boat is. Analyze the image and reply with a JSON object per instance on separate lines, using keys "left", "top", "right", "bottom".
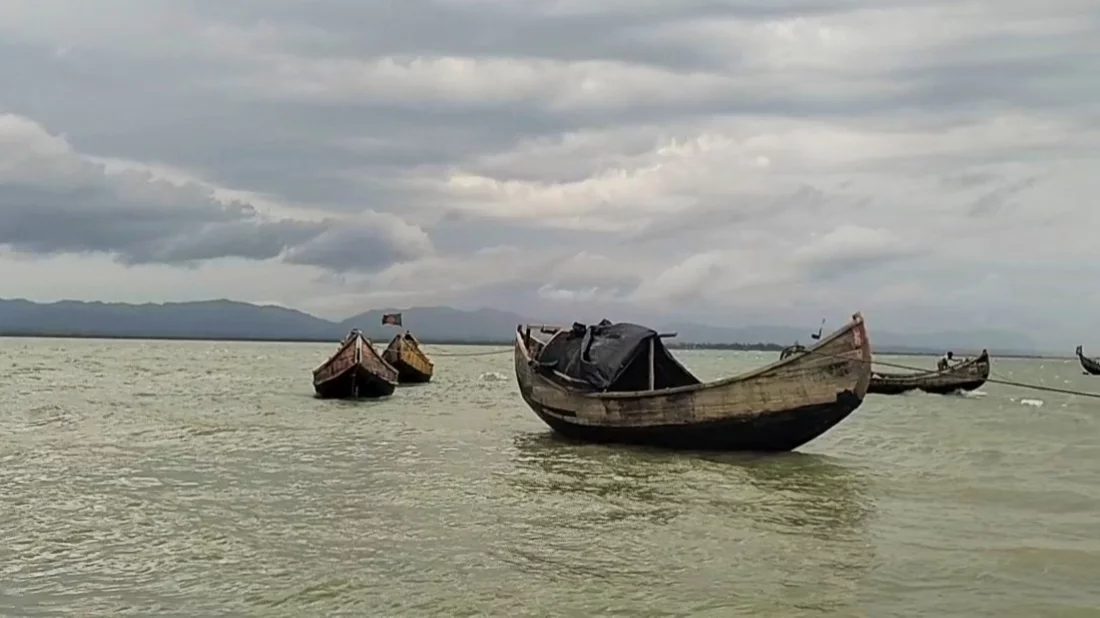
{"left": 512, "top": 312, "right": 872, "bottom": 451}
{"left": 383, "top": 331, "right": 434, "bottom": 383}
{"left": 312, "top": 329, "right": 398, "bottom": 399}
{"left": 1076, "top": 345, "right": 1100, "bottom": 375}
{"left": 868, "top": 350, "right": 990, "bottom": 395}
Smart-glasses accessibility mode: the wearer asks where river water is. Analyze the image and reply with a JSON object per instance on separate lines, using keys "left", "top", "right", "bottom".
{"left": 1, "top": 337, "right": 1098, "bottom": 616}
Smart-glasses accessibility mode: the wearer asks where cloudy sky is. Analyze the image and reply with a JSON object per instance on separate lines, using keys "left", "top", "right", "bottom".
{"left": 1, "top": 0, "right": 1097, "bottom": 344}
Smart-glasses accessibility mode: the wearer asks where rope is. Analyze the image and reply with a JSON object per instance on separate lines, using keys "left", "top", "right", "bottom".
{"left": 424, "top": 347, "right": 511, "bottom": 357}
{"left": 842, "top": 352, "right": 1100, "bottom": 399}
{"left": 422, "top": 342, "right": 1100, "bottom": 398}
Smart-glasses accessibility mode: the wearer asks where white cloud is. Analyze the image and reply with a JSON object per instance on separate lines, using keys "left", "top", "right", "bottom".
{"left": 0, "top": 0, "right": 1098, "bottom": 348}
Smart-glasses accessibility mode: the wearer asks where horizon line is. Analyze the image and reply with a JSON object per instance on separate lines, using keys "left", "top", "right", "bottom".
{"left": 0, "top": 331, "right": 1073, "bottom": 360}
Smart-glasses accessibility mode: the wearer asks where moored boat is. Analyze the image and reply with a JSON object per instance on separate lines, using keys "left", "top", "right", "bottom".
{"left": 383, "top": 331, "right": 434, "bottom": 383}
{"left": 312, "top": 329, "right": 398, "bottom": 399}
{"left": 513, "top": 312, "right": 872, "bottom": 451}
{"left": 868, "top": 350, "right": 990, "bottom": 395}
{"left": 1076, "top": 346, "right": 1100, "bottom": 375}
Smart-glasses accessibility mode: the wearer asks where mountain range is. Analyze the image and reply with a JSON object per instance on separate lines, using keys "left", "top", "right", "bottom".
{"left": 0, "top": 298, "right": 1047, "bottom": 356}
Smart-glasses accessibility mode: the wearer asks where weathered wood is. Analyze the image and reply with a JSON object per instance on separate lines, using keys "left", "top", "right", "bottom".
{"left": 382, "top": 331, "right": 434, "bottom": 383}
{"left": 1077, "top": 345, "right": 1100, "bottom": 375}
{"left": 513, "top": 312, "right": 872, "bottom": 451}
{"left": 868, "top": 350, "right": 990, "bottom": 395}
{"left": 312, "top": 330, "right": 398, "bottom": 399}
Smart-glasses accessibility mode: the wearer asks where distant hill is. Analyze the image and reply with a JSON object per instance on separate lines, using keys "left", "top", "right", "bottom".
{"left": 0, "top": 297, "right": 1045, "bottom": 356}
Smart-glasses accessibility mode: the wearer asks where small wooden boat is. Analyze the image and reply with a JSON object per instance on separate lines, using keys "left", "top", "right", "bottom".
{"left": 868, "top": 350, "right": 990, "bottom": 395}
{"left": 1076, "top": 346, "right": 1100, "bottom": 375}
{"left": 382, "top": 331, "right": 434, "bottom": 383}
{"left": 312, "top": 329, "right": 398, "bottom": 399}
{"left": 513, "top": 312, "right": 872, "bottom": 451}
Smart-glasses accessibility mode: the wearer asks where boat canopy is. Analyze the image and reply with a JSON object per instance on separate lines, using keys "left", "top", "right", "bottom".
{"left": 534, "top": 320, "right": 700, "bottom": 392}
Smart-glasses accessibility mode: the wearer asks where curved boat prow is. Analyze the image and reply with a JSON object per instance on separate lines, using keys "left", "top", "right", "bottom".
{"left": 1077, "top": 345, "right": 1100, "bottom": 375}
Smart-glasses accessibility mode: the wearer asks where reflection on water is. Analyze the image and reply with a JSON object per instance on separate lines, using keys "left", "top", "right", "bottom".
{"left": 510, "top": 433, "right": 873, "bottom": 540}
{"left": 506, "top": 432, "right": 876, "bottom": 615}
{"left": 509, "top": 433, "right": 685, "bottom": 525}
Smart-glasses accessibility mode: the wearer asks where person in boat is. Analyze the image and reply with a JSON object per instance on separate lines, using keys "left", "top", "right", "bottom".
{"left": 937, "top": 351, "right": 955, "bottom": 371}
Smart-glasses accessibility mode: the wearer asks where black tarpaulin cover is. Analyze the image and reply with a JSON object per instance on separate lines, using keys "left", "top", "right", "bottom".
{"left": 534, "top": 320, "right": 701, "bottom": 392}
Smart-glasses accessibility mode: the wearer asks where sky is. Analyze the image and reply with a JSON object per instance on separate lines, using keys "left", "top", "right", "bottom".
{"left": 1, "top": 0, "right": 1098, "bottom": 347}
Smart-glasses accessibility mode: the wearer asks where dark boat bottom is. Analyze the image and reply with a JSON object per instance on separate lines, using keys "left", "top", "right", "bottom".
{"left": 869, "top": 378, "right": 986, "bottom": 396}
{"left": 314, "top": 366, "right": 396, "bottom": 399}
{"left": 526, "top": 390, "right": 864, "bottom": 452}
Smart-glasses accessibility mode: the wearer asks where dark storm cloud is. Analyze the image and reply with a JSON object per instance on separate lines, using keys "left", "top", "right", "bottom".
{"left": 8, "top": 0, "right": 1084, "bottom": 219}
{"left": 0, "top": 176, "right": 429, "bottom": 270}
{"left": 1, "top": 0, "right": 1098, "bottom": 346}
{"left": 0, "top": 114, "right": 432, "bottom": 271}
{"left": 180, "top": 0, "right": 941, "bottom": 70}
{"left": 283, "top": 215, "right": 433, "bottom": 273}
{"left": 2, "top": 0, "right": 1091, "bottom": 236}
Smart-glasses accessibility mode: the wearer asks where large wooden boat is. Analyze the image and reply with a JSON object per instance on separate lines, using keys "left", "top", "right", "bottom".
{"left": 382, "top": 331, "right": 434, "bottom": 383}
{"left": 312, "top": 329, "right": 398, "bottom": 399}
{"left": 513, "top": 312, "right": 872, "bottom": 451}
{"left": 1076, "top": 346, "right": 1100, "bottom": 375}
{"left": 868, "top": 350, "right": 990, "bottom": 395}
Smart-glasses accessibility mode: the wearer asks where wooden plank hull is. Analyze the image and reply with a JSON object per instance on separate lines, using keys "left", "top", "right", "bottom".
{"left": 314, "top": 363, "right": 397, "bottom": 399}
{"left": 382, "top": 332, "right": 434, "bottom": 383}
{"left": 514, "top": 313, "right": 872, "bottom": 452}
{"left": 868, "top": 350, "right": 990, "bottom": 395}
{"left": 312, "top": 332, "right": 398, "bottom": 399}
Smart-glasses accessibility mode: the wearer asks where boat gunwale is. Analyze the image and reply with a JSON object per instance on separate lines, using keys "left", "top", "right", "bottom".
{"left": 385, "top": 332, "right": 435, "bottom": 369}
{"left": 313, "top": 333, "right": 360, "bottom": 377}
{"left": 313, "top": 331, "right": 398, "bottom": 385}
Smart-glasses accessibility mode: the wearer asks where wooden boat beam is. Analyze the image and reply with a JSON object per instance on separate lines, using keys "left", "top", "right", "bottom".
{"left": 648, "top": 337, "right": 655, "bottom": 390}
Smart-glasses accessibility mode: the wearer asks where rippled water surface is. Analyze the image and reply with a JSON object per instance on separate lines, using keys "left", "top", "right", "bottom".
{"left": 2, "top": 337, "right": 1099, "bottom": 616}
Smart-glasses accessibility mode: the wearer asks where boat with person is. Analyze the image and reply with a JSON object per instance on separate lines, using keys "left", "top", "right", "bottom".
{"left": 868, "top": 349, "right": 990, "bottom": 395}
{"left": 1076, "top": 346, "right": 1100, "bottom": 375}
{"left": 383, "top": 331, "right": 435, "bottom": 383}
{"left": 512, "top": 312, "right": 872, "bottom": 451}
{"left": 312, "top": 329, "right": 399, "bottom": 399}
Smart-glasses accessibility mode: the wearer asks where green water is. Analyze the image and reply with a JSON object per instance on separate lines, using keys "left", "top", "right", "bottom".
{"left": 2, "top": 337, "right": 1098, "bottom": 616}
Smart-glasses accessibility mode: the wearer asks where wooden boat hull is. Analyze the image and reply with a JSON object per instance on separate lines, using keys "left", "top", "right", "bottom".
{"left": 312, "top": 331, "right": 399, "bottom": 399}
{"left": 382, "top": 332, "right": 434, "bottom": 383}
{"left": 1077, "top": 346, "right": 1100, "bottom": 375}
{"left": 521, "top": 388, "right": 863, "bottom": 451}
{"left": 313, "top": 363, "right": 397, "bottom": 399}
{"left": 514, "top": 313, "right": 872, "bottom": 452}
{"left": 868, "top": 350, "right": 990, "bottom": 395}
